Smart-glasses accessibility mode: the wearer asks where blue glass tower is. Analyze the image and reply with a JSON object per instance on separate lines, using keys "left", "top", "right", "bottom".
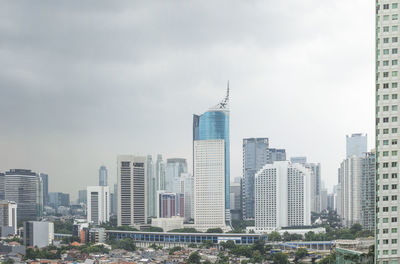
{"left": 193, "top": 87, "right": 230, "bottom": 216}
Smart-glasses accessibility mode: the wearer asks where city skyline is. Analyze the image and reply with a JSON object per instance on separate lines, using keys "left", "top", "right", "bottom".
{"left": 0, "top": 1, "right": 374, "bottom": 197}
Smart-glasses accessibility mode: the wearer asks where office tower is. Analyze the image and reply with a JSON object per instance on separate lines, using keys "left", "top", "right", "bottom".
{"left": 99, "top": 166, "right": 108, "bottom": 187}
{"left": 268, "top": 148, "right": 286, "bottom": 161}
{"left": 146, "top": 155, "right": 157, "bottom": 218}
{"left": 48, "top": 192, "right": 70, "bottom": 208}
{"left": 361, "top": 152, "right": 376, "bottom": 231}
{"left": 320, "top": 188, "right": 328, "bottom": 211}
{"left": 180, "top": 173, "right": 194, "bottom": 222}
{"left": 78, "top": 190, "right": 87, "bottom": 204}
{"left": 3, "top": 169, "right": 43, "bottom": 221}
{"left": 112, "top": 183, "right": 118, "bottom": 215}
{"left": 87, "top": 186, "right": 110, "bottom": 225}
{"left": 157, "top": 191, "right": 184, "bottom": 218}
{"left": 327, "top": 194, "right": 335, "bottom": 211}
{"left": 290, "top": 157, "right": 307, "bottom": 164}
{"left": 0, "top": 201, "right": 17, "bottom": 236}
{"left": 242, "top": 138, "right": 269, "bottom": 220}
{"left": 339, "top": 156, "right": 363, "bottom": 227}
{"left": 165, "top": 158, "right": 188, "bottom": 193}
{"left": 193, "top": 88, "right": 230, "bottom": 229}
{"left": 346, "top": 133, "right": 367, "bottom": 158}
{"left": 194, "top": 139, "right": 227, "bottom": 231}
{"left": 155, "top": 154, "right": 166, "bottom": 191}
{"left": 117, "top": 155, "right": 146, "bottom": 226}
{"left": 23, "top": 221, "right": 54, "bottom": 248}
{"left": 255, "top": 161, "right": 311, "bottom": 232}
{"left": 230, "top": 181, "right": 242, "bottom": 220}
{"left": 39, "top": 173, "right": 49, "bottom": 207}
{"left": 0, "top": 173, "right": 4, "bottom": 200}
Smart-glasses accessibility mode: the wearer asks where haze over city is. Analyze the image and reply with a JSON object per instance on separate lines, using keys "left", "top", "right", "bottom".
{"left": 0, "top": 0, "right": 374, "bottom": 198}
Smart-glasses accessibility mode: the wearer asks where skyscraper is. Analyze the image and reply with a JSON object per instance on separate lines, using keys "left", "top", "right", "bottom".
{"left": 242, "top": 138, "right": 287, "bottom": 220}
{"left": 361, "top": 152, "right": 375, "bottom": 231}
{"left": 193, "top": 88, "right": 230, "bottom": 229}
{"left": 376, "top": 3, "right": 399, "bottom": 261}
{"left": 242, "top": 138, "right": 269, "bottom": 220}
{"left": 0, "top": 200, "right": 17, "bottom": 236}
{"left": 346, "top": 133, "right": 367, "bottom": 158}
{"left": 40, "top": 173, "right": 49, "bottom": 207}
{"left": 87, "top": 186, "right": 110, "bottom": 225}
{"left": 165, "top": 158, "right": 188, "bottom": 193}
{"left": 78, "top": 190, "right": 87, "bottom": 204}
{"left": 155, "top": 154, "right": 166, "bottom": 191}
{"left": 117, "top": 155, "right": 146, "bottom": 226}
{"left": 99, "top": 166, "right": 108, "bottom": 187}
{"left": 180, "top": 173, "right": 194, "bottom": 222}
{"left": 156, "top": 191, "right": 184, "bottom": 218}
{"left": 255, "top": 161, "right": 311, "bottom": 232}
{"left": 3, "top": 169, "right": 43, "bottom": 221}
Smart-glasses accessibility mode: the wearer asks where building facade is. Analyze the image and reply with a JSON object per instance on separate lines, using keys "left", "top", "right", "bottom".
{"left": 99, "top": 165, "right": 108, "bottom": 187}
{"left": 165, "top": 158, "right": 188, "bottom": 193}
{"left": 193, "top": 88, "right": 230, "bottom": 224}
{"left": 180, "top": 173, "right": 194, "bottom": 222}
{"left": 87, "top": 186, "right": 110, "bottom": 225}
{"left": 0, "top": 201, "right": 17, "bottom": 236}
{"left": 375, "top": 8, "right": 400, "bottom": 258}
{"left": 157, "top": 191, "right": 184, "bottom": 218}
{"left": 361, "top": 152, "right": 375, "bottom": 231}
{"left": 23, "top": 221, "right": 54, "bottom": 248}
{"left": 146, "top": 155, "right": 155, "bottom": 218}
{"left": 3, "top": 169, "right": 43, "bottom": 221}
{"left": 40, "top": 173, "right": 49, "bottom": 207}
{"left": 117, "top": 155, "right": 147, "bottom": 227}
{"left": 48, "top": 192, "right": 70, "bottom": 209}
{"left": 255, "top": 161, "right": 311, "bottom": 232}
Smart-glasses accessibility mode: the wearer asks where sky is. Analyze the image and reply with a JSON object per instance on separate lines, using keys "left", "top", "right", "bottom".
{"left": 0, "top": 0, "right": 374, "bottom": 199}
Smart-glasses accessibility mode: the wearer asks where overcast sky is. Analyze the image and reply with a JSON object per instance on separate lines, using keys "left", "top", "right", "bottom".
{"left": 0, "top": 0, "right": 374, "bottom": 199}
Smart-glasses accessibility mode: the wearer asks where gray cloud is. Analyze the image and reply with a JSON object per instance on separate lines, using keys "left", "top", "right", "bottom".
{"left": 0, "top": 0, "right": 374, "bottom": 198}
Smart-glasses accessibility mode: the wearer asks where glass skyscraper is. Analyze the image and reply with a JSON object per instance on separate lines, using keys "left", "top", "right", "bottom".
{"left": 193, "top": 88, "right": 230, "bottom": 217}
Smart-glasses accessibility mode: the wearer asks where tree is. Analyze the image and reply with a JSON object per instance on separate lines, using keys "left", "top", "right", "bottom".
{"left": 220, "top": 240, "right": 236, "bottom": 250}
{"left": 187, "top": 251, "right": 201, "bottom": 264}
{"left": 168, "top": 246, "right": 182, "bottom": 255}
{"left": 350, "top": 223, "right": 362, "bottom": 234}
{"left": 169, "top": 227, "right": 201, "bottom": 233}
{"left": 188, "top": 243, "right": 197, "bottom": 248}
{"left": 206, "top": 228, "right": 223, "bottom": 233}
{"left": 250, "top": 239, "right": 265, "bottom": 252}
{"left": 272, "top": 252, "right": 289, "bottom": 264}
{"left": 294, "top": 248, "right": 308, "bottom": 263}
{"left": 112, "top": 238, "right": 137, "bottom": 251}
{"left": 268, "top": 231, "right": 282, "bottom": 242}
{"left": 201, "top": 240, "right": 214, "bottom": 249}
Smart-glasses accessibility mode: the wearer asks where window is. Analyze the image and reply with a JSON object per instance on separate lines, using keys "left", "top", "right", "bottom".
{"left": 383, "top": 106, "right": 389, "bottom": 111}
{"left": 393, "top": 26, "right": 398, "bottom": 32}
{"left": 383, "top": 228, "right": 389, "bottom": 233}
{"left": 384, "top": 72, "right": 390, "bottom": 77}
{"left": 393, "top": 151, "right": 398, "bottom": 156}
{"left": 384, "top": 15, "right": 390, "bottom": 21}
{"left": 393, "top": 128, "right": 398, "bottom": 133}
{"left": 392, "top": 117, "right": 398, "bottom": 122}
{"left": 384, "top": 185, "right": 389, "bottom": 190}
{"left": 384, "top": 49, "right": 390, "bottom": 55}
{"left": 383, "top": 195, "right": 389, "bottom": 200}
{"left": 393, "top": 162, "right": 398, "bottom": 167}
{"left": 393, "top": 94, "right": 398, "bottom": 99}
{"left": 393, "top": 60, "right": 398, "bottom": 66}
{"left": 384, "top": 151, "right": 389, "bottom": 156}
{"left": 384, "top": 207, "right": 389, "bottom": 212}
{"left": 393, "top": 82, "right": 398, "bottom": 88}
{"left": 393, "top": 37, "right": 398, "bottom": 43}
{"left": 384, "top": 83, "right": 390, "bottom": 88}
{"left": 393, "top": 217, "right": 398, "bottom": 222}
{"left": 384, "top": 217, "right": 389, "bottom": 223}
{"left": 383, "top": 128, "right": 389, "bottom": 134}
{"left": 383, "top": 162, "right": 389, "bottom": 167}
{"left": 393, "top": 184, "right": 398, "bottom": 189}
{"left": 384, "top": 26, "right": 390, "bottom": 32}
{"left": 392, "top": 228, "right": 398, "bottom": 233}
{"left": 383, "top": 140, "right": 389, "bottom": 145}
{"left": 384, "top": 94, "right": 390, "bottom": 100}
{"left": 392, "top": 105, "right": 398, "bottom": 111}
{"left": 384, "top": 4, "right": 390, "bottom": 9}
{"left": 393, "top": 3, "right": 399, "bottom": 8}
{"left": 384, "top": 60, "right": 390, "bottom": 66}
{"left": 392, "top": 206, "right": 397, "bottom": 212}
{"left": 384, "top": 37, "right": 390, "bottom": 43}
{"left": 392, "top": 195, "right": 398, "bottom": 200}
{"left": 392, "top": 173, "right": 398, "bottom": 178}
{"left": 384, "top": 239, "right": 389, "bottom": 244}
{"left": 394, "top": 14, "right": 399, "bottom": 20}
{"left": 393, "top": 71, "right": 398, "bottom": 76}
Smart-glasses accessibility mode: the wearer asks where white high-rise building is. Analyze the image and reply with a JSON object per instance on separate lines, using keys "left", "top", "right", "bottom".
{"left": 193, "top": 139, "right": 227, "bottom": 231}
{"left": 117, "top": 155, "right": 147, "bottom": 227}
{"left": 0, "top": 200, "right": 17, "bottom": 236}
{"left": 87, "top": 186, "right": 110, "bottom": 225}
{"left": 376, "top": 2, "right": 400, "bottom": 262}
{"left": 255, "top": 161, "right": 311, "bottom": 232}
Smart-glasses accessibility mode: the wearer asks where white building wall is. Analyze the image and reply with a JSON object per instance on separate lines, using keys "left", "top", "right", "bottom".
{"left": 87, "top": 186, "right": 110, "bottom": 225}
{"left": 193, "top": 139, "right": 226, "bottom": 231}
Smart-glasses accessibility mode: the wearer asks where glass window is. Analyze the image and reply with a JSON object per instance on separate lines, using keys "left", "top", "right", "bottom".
{"left": 392, "top": 206, "right": 397, "bottom": 211}
{"left": 393, "top": 71, "right": 398, "bottom": 76}
{"left": 384, "top": 72, "right": 389, "bottom": 77}
{"left": 384, "top": 37, "right": 390, "bottom": 43}
{"left": 392, "top": 94, "right": 398, "bottom": 99}
{"left": 393, "top": 49, "right": 398, "bottom": 54}
{"left": 384, "top": 60, "right": 390, "bottom": 66}
{"left": 392, "top": 105, "right": 398, "bottom": 111}
{"left": 384, "top": 4, "right": 389, "bottom": 9}
{"left": 393, "top": 3, "right": 399, "bottom": 8}
{"left": 394, "top": 14, "right": 399, "bottom": 20}
{"left": 384, "top": 140, "right": 389, "bottom": 145}
{"left": 393, "top": 82, "right": 398, "bottom": 88}
{"left": 384, "top": 26, "right": 390, "bottom": 32}
{"left": 393, "top": 60, "right": 398, "bottom": 65}
{"left": 392, "top": 117, "right": 398, "bottom": 122}
{"left": 384, "top": 15, "right": 390, "bottom": 21}
{"left": 393, "top": 26, "right": 399, "bottom": 32}
{"left": 384, "top": 49, "right": 390, "bottom": 55}
{"left": 393, "top": 37, "right": 398, "bottom": 43}
{"left": 393, "top": 151, "right": 398, "bottom": 156}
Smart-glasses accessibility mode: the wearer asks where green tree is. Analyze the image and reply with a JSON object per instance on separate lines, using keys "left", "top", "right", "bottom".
{"left": 350, "top": 223, "right": 362, "bottom": 234}
{"left": 112, "top": 238, "right": 137, "bottom": 251}
{"left": 169, "top": 227, "right": 201, "bottom": 233}
{"left": 187, "top": 251, "right": 201, "bottom": 264}
{"left": 188, "top": 243, "right": 197, "bottom": 248}
{"left": 272, "top": 252, "right": 289, "bottom": 264}
{"left": 268, "top": 231, "right": 282, "bottom": 242}
{"left": 220, "top": 240, "right": 236, "bottom": 250}
{"left": 168, "top": 246, "right": 182, "bottom": 255}
{"left": 201, "top": 240, "right": 214, "bottom": 249}
{"left": 206, "top": 227, "right": 223, "bottom": 233}
{"left": 294, "top": 248, "right": 308, "bottom": 263}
